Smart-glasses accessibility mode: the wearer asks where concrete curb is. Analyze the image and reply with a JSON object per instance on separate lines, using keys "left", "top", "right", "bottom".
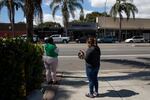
{"left": 132, "top": 44, "right": 150, "bottom": 47}
{"left": 58, "top": 68, "right": 147, "bottom": 73}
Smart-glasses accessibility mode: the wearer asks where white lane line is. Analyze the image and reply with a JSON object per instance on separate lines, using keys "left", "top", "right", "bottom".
{"left": 59, "top": 54, "right": 150, "bottom": 58}
{"left": 101, "top": 49, "right": 150, "bottom": 51}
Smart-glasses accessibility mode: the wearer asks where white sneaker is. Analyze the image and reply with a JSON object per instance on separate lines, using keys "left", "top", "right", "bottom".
{"left": 93, "top": 92, "right": 98, "bottom": 97}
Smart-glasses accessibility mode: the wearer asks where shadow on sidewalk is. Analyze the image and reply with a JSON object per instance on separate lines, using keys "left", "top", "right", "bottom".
{"left": 59, "top": 78, "right": 87, "bottom": 87}
{"left": 101, "top": 59, "right": 150, "bottom": 68}
{"left": 42, "top": 85, "right": 58, "bottom": 100}
{"left": 54, "top": 88, "right": 74, "bottom": 100}
{"left": 100, "top": 71, "right": 150, "bottom": 81}
{"left": 62, "top": 70, "right": 150, "bottom": 81}
{"left": 54, "top": 88, "right": 139, "bottom": 99}
{"left": 137, "top": 57, "right": 150, "bottom": 61}
{"left": 99, "top": 89, "right": 139, "bottom": 98}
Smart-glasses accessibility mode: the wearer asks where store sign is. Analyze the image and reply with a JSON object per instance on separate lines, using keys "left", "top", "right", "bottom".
{"left": 69, "top": 23, "right": 97, "bottom": 30}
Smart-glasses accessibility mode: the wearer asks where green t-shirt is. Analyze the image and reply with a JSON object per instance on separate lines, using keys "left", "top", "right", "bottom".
{"left": 44, "top": 44, "right": 58, "bottom": 58}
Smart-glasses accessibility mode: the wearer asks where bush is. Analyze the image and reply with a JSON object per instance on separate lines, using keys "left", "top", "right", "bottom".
{"left": 0, "top": 38, "right": 44, "bottom": 100}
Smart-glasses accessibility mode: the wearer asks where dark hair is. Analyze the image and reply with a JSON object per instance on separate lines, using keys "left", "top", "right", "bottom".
{"left": 87, "top": 37, "right": 97, "bottom": 47}
{"left": 48, "top": 37, "right": 54, "bottom": 45}
{"left": 45, "top": 37, "right": 55, "bottom": 45}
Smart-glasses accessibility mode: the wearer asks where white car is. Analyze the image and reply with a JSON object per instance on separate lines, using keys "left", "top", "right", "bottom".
{"left": 125, "top": 36, "right": 145, "bottom": 43}
{"left": 44, "top": 34, "right": 70, "bottom": 43}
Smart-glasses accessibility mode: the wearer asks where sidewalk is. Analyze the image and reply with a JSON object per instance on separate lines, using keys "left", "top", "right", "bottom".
{"left": 28, "top": 68, "right": 150, "bottom": 100}
{"left": 54, "top": 68, "right": 150, "bottom": 100}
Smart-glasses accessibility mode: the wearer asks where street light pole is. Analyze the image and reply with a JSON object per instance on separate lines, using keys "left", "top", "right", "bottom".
{"left": 104, "top": 0, "right": 107, "bottom": 37}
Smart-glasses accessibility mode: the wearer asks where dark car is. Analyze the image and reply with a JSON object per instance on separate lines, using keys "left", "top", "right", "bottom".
{"left": 97, "top": 36, "right": 117, "bottom": 43}
{"left": 75, "top": 36, "right": 88, "bottom": 43}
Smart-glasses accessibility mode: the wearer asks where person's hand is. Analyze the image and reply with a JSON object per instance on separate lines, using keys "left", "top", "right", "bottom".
{"left": 78, "top": 50, "right": 85, "bottom": 59}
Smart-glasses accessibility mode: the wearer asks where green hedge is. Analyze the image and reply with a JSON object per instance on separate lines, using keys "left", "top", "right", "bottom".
{"left": 0, "top": 38, "right": 44, "bottom": 100}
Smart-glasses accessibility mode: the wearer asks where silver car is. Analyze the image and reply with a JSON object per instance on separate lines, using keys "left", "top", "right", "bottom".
{"left": 125, "top": 36, "right": 145, "bottom": 43}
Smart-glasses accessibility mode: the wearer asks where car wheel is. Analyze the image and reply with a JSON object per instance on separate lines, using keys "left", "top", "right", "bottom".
{"left": 129, "top": 40, "right": 133, "bottom": 43}
{"left": 63, "top": 40, "right": 68, "bottom": 44}
{"left": 141, "top": 40, "right": 144, "bottom": 43}
{"left": 112, "top": 40, "right": 115, "bottom": 43}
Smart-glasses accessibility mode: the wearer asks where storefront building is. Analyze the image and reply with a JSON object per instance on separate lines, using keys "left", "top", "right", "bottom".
{"left": 0, "top": 23, "right": 26, "bottom": 37}
{"left": 68, "top": 22, "right": 97, "bottom": 40}
{"left": 97, "top": 17, "right": 150, "bottom": 41}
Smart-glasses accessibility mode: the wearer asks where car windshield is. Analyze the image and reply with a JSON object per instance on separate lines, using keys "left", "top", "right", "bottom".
{"left": 133, "top": 36, "right": 143, "bottom": 39}
{"left": 51, "top": 35, "right": 60, "bottom": 37}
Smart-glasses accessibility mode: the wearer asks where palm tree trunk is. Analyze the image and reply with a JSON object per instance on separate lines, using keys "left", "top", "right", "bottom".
{"left": 8, "top": 0, "right": 15, "bottom": 37}
{"left": 25, "top": 0, "right": 34, "bottom": 42}
{"left": 62, "top": 0, "right": 68, "bottom": 36}
{"left": 11, "top": 16, "right": 15, "bottom": 37}
{"left": 119, "top": 14, "right": 122, "bottom": 42}
{"left": 26, "top": 15, "right": 33, "bottom": 41}
{"left": 64, "top": 23, "right": 68, "bottom": 36}
{"left": 63, "top": 15, "right": 68, "bottom": 36}
{"left": 12, "top": 7, "right": 15, "bottom": 37}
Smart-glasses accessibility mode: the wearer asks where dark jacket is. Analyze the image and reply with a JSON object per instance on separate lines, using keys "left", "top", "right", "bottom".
{"left": 85, "top": 46, "right": 101, "bottom": 67}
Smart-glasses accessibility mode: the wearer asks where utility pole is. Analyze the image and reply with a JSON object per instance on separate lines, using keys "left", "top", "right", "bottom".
{"left": 104, "top": 0, "right": 107, "bottom": 37}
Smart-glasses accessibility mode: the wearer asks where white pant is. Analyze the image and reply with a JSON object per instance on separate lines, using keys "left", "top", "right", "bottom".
{"left": 43, "top": 56, "right": 58, "bottom": 82}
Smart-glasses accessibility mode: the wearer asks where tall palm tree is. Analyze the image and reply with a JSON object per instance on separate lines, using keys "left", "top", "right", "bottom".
{"left": 24, "top": 0, "right": 43, "bottom": 41}
{"left": 0, "top": 0, "right": 24, "bottom": 37}
{"left": 110, "top": 0, "right": 138, "bottom": 42}
{"left": 50, "top": 0, "right": 84, "bottom": 36}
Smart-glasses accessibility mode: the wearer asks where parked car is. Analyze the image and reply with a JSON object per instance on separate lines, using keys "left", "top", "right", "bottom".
{"left": 125, "top": 36, "right": 145, "bottom": 43}
{"left": 44, "top": 34, "right": 70, "bottom": 43}
{"left": 143, "top": 33, "right": 150, "bottom": 43}
{"left": 20, "top": 34, "right": 39, "bottom": 43}
{"left": 97, "top": 36, "right": 117, "bottom": 43}
{"left": 75, "top": 36, "right": 88, "bottom": 43}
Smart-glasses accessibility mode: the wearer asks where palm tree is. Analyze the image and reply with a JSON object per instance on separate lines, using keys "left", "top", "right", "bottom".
{"left": 0, "top": 0, "right": 24, "bottom": 37}
{"left": 110, "top": 0, "right": 138, "bottom": 42}
{"left": 24, "top": 0, "right": 43, "bottom": 41}
{"left": 50, "top": 0, "right": 84, "bottom": 36}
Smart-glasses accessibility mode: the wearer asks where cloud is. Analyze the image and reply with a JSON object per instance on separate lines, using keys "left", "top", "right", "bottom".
{"left": 43, "top": 9, "right": 92, "bottom": 25}
{"left": 43, "top": 0, "right": 51, "bottom": 6}
{"left": 89, "top": 0, "right": 150, "bottom": 18}
{"left": 23, "top": 13, "right": 62, "bottom": 26}
{"left": 72, "top": 9, "right": 93, "bottom": 20}
{"left": 43, "top": 14, "right": 63, "bottom": 25}
{"left": 33, "top": 9, "right": 92, "bottom": 26}
{"left": 22, "top": 8, "right": 92, "bottom": 26}
{"left": 89, "top": 0, "right": 115, "bottom": 8}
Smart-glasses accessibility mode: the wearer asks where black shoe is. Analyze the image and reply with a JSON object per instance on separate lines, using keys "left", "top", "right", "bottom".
{"left": 48, "top": 81, "right": 53, "bottom": 84}
{"left": 52, "top": 81, "right": 59, "bottom": 85}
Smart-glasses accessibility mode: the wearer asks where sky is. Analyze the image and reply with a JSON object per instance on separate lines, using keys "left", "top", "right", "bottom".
{"left": 0, "top": 0, "right": 150, "bottom": 26}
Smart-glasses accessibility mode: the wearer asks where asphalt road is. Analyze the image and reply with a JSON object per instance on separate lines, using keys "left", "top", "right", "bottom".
{"left": 56, "top": 43, "right": 150, "bottom": 72}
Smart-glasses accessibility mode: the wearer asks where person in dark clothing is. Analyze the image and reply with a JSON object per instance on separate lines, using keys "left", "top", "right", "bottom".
{"left": 78, "top": 37, "right": 101, "bottom": 98}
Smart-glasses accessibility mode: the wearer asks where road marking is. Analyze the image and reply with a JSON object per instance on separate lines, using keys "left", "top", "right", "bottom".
{"left": 59, "top": 54, "right": 150, "bottom": 58}
{"left": 101, "top": 49, "right": 150, "bottom": 51}
{"left": 59, "top": 68, "right": 147, "bottom": 73}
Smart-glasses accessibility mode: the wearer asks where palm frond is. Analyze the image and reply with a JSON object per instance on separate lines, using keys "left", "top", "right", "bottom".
{"left": 50, "top": 0, "right": 62, "bottom": 8}
{"left": 72, "top": 2, "right": 83, "bottom": 10}
{"left": 68, "top": 5, "right": 75, "bottom": 18}
{"left": 52, "top": 5, "right": 60, "bottom": 19}
{"left": 69, "top": 0, "right": 84, "bottom": 3}
{"left": 0, "top": 1, "right": 5, "bottom": 11}
{"left": 33, "top": 0, "right": 43, "bottom": 23}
